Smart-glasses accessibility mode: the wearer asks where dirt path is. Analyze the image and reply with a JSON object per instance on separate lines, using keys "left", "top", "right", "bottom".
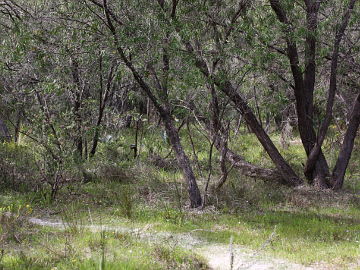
{"left": 28, "top": 217, "right": 313, "bottom": 270}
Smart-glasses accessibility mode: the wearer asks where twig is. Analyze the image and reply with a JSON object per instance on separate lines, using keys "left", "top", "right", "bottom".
{"left": 230, "top": 235, "right": 234, "bottom": 270}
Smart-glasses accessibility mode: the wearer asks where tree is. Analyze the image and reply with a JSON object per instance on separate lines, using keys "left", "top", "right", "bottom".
{"left": 169, "top": 0, "right": 303, "bottom": 186}
{"left": 268, "top": 0, "right": 358, "bottom": 188}
{"left": 84, "top": 0, "right": 202, "bottom": 207}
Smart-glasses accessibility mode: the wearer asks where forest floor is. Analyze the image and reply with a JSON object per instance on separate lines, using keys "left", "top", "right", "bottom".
{"left": 1, "top": 132, "right": 359, "bottom": 269}
{"left": 26, "top": 215, "right": 314, "bottom": 270}
{"left": 1, "top": 180, "right": 360, "bottom": 270}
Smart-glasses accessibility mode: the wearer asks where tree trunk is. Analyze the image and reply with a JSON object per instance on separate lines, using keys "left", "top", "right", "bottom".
{"left": 269, "top": 0, "right": 330, "bottom": 188}
{"left": 71, "top": 58, "right": 84, "bottom": 160}
{"left": 74, "top": 100, "right": 83, "bottom": 159}
{"left": 206, "top": 82, "right": 285, "bottom": 185}
{"left": 90, "top": 56, "right": 116, "bottom": 157}
{"left": 332, "top": 93, "right": 360, "bottom": 190}
{"left": 0, "top": 118, "right": 11, "bottom": 142}
{"left": 163, "top": 114, "right": 202, "bottom": 207}
{"left": 90, "top": 120, "right": 102, "bottom": 158}
{"left": 214, "top": 134, "right": 283, "bottom": 183}
{"left": 14, "top": 110, "right": 22, "bottom": 143}
{"left": 101, "top": 0, "right": 202, "bottom": 207}
{"left": 304, "top": 0, "right": 357, "bottom": 185}
{"left": 181, "top": 40, "right": 302, "bottom": 186}
{"left": 214, "top": 79, "right": 303, "bottom": 186}
{"left": 191, "top": 97, "right": 296, "bottom": 185}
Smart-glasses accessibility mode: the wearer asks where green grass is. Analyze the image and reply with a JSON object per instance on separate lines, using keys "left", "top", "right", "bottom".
{"left": 0, "top": 221, "right": 208, "bottom": 270}
{"left": 0, "top": 125, "right": 359, "bottom": 269}
{"left": 2, "top": 164, "right": 360, "bottom": 268}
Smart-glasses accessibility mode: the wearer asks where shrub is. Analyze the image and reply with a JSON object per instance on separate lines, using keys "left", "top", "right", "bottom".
{"left": 0, "top": 142, "right": 39, "bottom": 191}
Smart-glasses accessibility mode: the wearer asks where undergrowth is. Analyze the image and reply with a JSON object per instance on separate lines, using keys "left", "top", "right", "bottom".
{"left": 0, "top": 126, "right": 359, "bottom": 269}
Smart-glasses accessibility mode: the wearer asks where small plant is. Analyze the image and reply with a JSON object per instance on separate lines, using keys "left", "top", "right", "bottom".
{"left": 0, "top": 142, "right": 39, "bottom": 192}
{"left": 99, "top": 231, "right": 107, "bottom": 270}
{"left": 160, "top": 203, "right": 185, "bottom": 225}
{"left": 0, "top": 203, "right": 32, "bottom": 244}
{"left": 61, "top": 204, "right": 84, "bottom": 235}
{"left": 117, "top": 185, "right": 135, "bottom": 219}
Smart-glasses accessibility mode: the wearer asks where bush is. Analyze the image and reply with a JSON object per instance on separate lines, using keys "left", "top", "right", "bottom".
{"left": 0, "top": 142, "right": 39, "bottom": 191}
{"left": 0, "top": 202, "right": 33, "bottom": 244}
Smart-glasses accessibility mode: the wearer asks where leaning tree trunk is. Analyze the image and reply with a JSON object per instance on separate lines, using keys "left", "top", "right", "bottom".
{"left": 332, "top": 92, "right": 360, "bottom": 190}
{"left": 206, "top": 83, "right": 285, "bottom": 185}
{"left": 192, "top": 102, "right": 286, "bottom": 185}
{"left": 214, "top": 79, "right": 303, "bottom": 186}
{"left": 181, "top": 40, "right": 302, "bottom": 186}
{"left": 162, "top": 113, "right": 202, "bottom": 207}
{"left": 214, "top": 135, "right": 283, "bottom": 183}
{"left": 101, "top": 0, "right": 202, "bottom": 207}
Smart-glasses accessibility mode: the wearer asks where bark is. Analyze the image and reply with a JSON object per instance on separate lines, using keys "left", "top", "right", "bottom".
{"left": 269, "top": 0, "right": 330, "bottom": 187}
{"left": 207, "top": 83, "right": 283, "bottom": 186}
{"left": 14, "top": 110, "right": 22, "bottom": 143}
{"left": 90, "top": 57, "right": 116, "bottom": 157}
{"left": 304, "top": 0, "right": 357, "bottom": 177}
{"left": 0, "top": 118, "right": 11, "bottom": 142}
{"left": 186, "top": 121, "right": 203, "bottom": 177}
{"left": 191, "top": 102, "right": 295, "bottom": 185}
{"left": 215, "top": 133, "right": 229, "bottom": 191}
{"left": 332, "top": 93, "right": 360, "bottom": 190}
{"left": 101, "top": 0, "right": 202, "bottom": 207}
{"left": 71, "top": 58, "right": 84, "bottom": 159}
{"left": 212, "top": 127, "right": 284, "bottom": 184}
{"left": 303, "top": 0, "right": 321, "bottom": 120}
{"left": 181, "top": 40, "right": 302, "bottom": 186}
{"left": 163, "top": 113, "right": 202, "bottom": 207}
{"left": 216, "top": 79, "right": 303, "bottom": 186}
{"left": 73, "top": 99, "right": 83, "bottom": 159}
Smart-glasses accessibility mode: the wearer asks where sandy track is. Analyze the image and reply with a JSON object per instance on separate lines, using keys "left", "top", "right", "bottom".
{"left": 28, "top": 217, "right": 314, "bottom": 270}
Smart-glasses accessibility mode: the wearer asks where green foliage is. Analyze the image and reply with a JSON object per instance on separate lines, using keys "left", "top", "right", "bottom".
{"left": 116, "top": 185, "right": 135, "bottom": 219}
{"left": 0, "top": 0, "right": 359, "bottom": 268}
{"left": 0, "top": 142, "right": 39, "bottom": 191}
{"left": 0, "top": 202, "right": 33, "bottom": 244}
{"left": 160, "top": 203, "right": 185, "bottom": 225}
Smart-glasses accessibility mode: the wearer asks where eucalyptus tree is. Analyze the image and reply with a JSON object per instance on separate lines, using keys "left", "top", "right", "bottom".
{"left": 153, "top": 0, "right": 304, "bottom": 186}
{"left": 82, "top": 0, "right": 202, "bottom": 207}
{"left": 265, "top": 0, "right": 359, "bottom": 187}
{"left": 151, "top": 0, "right": 359, "bottom": 190}
{"left": 1, "top": 0, "right": 358, "bottom": 195}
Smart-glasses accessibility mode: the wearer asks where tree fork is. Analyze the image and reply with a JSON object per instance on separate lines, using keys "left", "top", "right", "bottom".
{"left": 304, "top": 0, "right": 357, "bottom": 178}
{"left": 269, "top": 0, "right": 330, "bottom": 187}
